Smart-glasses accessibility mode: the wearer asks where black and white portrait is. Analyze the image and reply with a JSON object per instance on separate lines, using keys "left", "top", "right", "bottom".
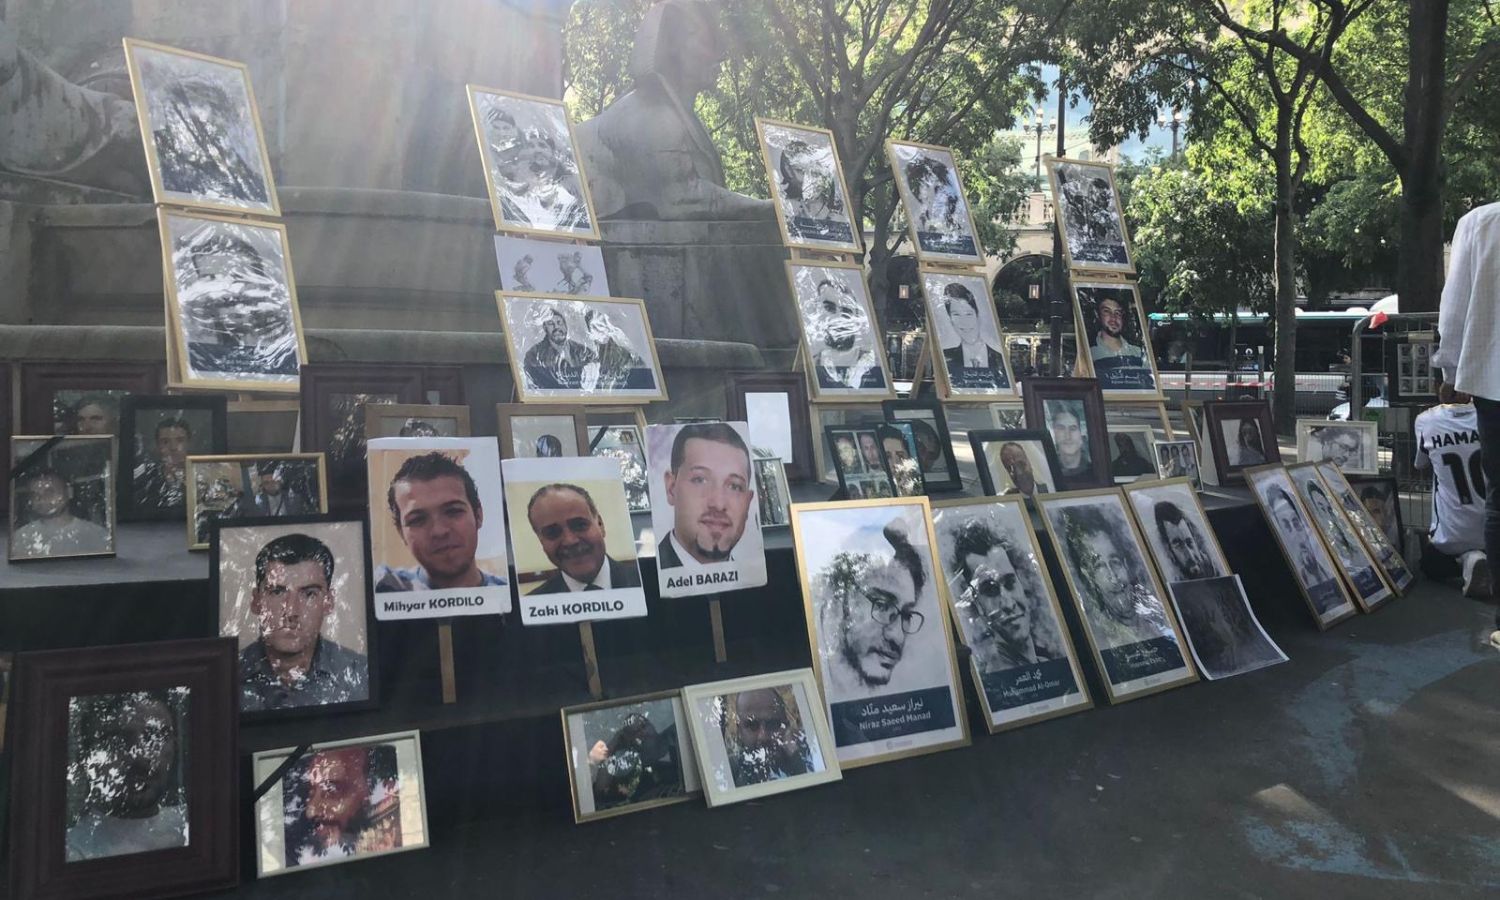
{"left": 1125, "top": 481, "right": 1229, "bottom": 584}
{"left": 889, "top": 141, "right": 981, "bottom": 261}
{"left": 1153, "top": 439, "right": 1202, "bottom": 491}
{"left": 1296, "top": 421, "right": 1379, "bottom": 475}
{"left": 163, "top": 212, "right": 304, "bottom": 388}
{"left": 1076, "top": 283, "right": 1158, "bottom": 394}
{"left": 1048, "top": 159, "right": 1132, "bottom": 271}
{"left": 591, "top": 425, "right": 652, "bottom": 512}
{"left": 564, "top": 693, "right": 699, "bottom": 821}
{"left": 1107, "top": 426, "right": 1157, "bottom": 483}
{"left": 788, "top": 263, "right": 891, "bottom": 398}
{"left": 501, "top": 296, "right": 665, "bottom": 401}
{"left": 1246, "top": 466, "right": 1356, "bottom": 625}
{"left": 1167, "top": 575, "right": 1287, "bottom": 680}
{"left": 127, "top": 40, "right": 276, "bottom": 213}
{"left": 758, "top": 120, "right": 859, "bottom": 251}
{"left": 9, "top": 435, "right": 116, "bottom": 561}
{"left": 990, "top": 402, "right": 1026, "bottom": 430}
{"left": 1222, "top": 416, "right": 1271, "bottom": 468}
{"left": 1288, "top": 464, "right": 1391, "bottom": 609}
{"left": 470, "top": 88, "right": 595, "bottom": 237}
{"left": 1316, "top": 463, "right": 1414, "bottom": 591}
{"left": 189, "top": 456, "right": 325, "bottom": 548}
{"left": 494, "top": 235, "right": 610, "bottom": 297}
{"left": 921, "top": 272, "right": 1015, "bottom": 396}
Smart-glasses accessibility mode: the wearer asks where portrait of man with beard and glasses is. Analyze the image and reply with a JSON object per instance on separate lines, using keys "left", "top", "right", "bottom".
{"left": 789, "top": 264, "right": 891, "bottom": 397}
{"left": 649, "top": 423, "right": 768, "bottom": 597}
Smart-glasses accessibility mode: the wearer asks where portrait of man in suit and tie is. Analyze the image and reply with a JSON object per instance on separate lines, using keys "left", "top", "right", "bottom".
{"left": 525, "top": 482, "right": 643, "bottom": 594}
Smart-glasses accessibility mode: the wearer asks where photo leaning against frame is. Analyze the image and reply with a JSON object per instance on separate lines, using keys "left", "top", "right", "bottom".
{"left": 919, "top": 270, "right": 1019, "bottom": 399}
{"left": 1021, "top": 376, "right": 1113, "bottom": 489}
{"left": 1202, "top": 399, "right": 1282, "bottom": 484}
{"left": 466, "top": 85, "right": 600, "bottom": 239}
{"left": 680, "top": 668, "right": 842, "bottom": 808}
{"left": 929, "top": 496, "right": 1093, "bottom": 731}
{"left": 886, "top": 139, "right": 984, "bottom": 264}
{"left": 561, "top": 690, "right": 702, "bottom": 823}
{"left": 646, "top": 422, "right": 769, "bottom": 598}
{"left": 494, "top": 234, "right": 611, "bottom": 297}
{"left": 969, "top": 428, "right": 1063, "bottom": 500}
{"left": 366, "top": 437, "right": 512, "bottom": 620}
{"left": 118, "top": 394, "right": 227, "bottom": 523}
{"left": 1243, "top": 464, "right": 1359, "bottom": 629}
{"left": 1153, "top": 439, "right": 1203, "bottom": 491}
{"left": 1285, "top": 463, "right": 1394, "bottom": 612}
{"left": 1295, "top": 419, "right": 1380, "bottom": 476}
{"left": 1044, "top": 156, "right": 1135, "bottom": 274}
{"left": 496, "top": 402, "right": 590, "bottom": 460}
{"left": 158, "top": 209, "right": 308, "bottom": 393}
{"left": 497, "top": 293, "right": 667, "bottom": 404}
{"left": 786, "top": 261, "right": 895, "bottom": 401}
{"left": 211, "top": 513, "right": 377, "bottom": 720}
{"left": 755, "top": 118, "right": 863, "bottom": 253}
{"left": 501, "top": 455, "right": 648, "bottom": 625}
{"left": 1166, "top": 575, "right": 1288, "bottom": 681}
{"left": 1121, "top": 478, "right": 1231, "bottom": 586}
{"left": 1313, "top": 462, "right": 1415, "bottom": 593}
{"left": 9, "top": 435, "right": 117, "bottom": 562}
{"left": 882, "top": 397, "right": 963, "bottom": 492}
{"left": 7, "top": 638, "right": 238, "bottom": 900}
{"left": 252, "top": 731, "right": 428, "bottom": 876}
{"left": 1072, "top": 281, "right": 1162, "bottom": 399}
{"left": 790, "top": 497, "right": 970, "bottom": 768}
{"left": 1346, "top": 474, "right": 1403, "bottom": 552}
{"left": 123, "top": 38, "right": 279, "bottom": 215}
{"left": 186, "top": 453, "right": 327, "bottom": 551}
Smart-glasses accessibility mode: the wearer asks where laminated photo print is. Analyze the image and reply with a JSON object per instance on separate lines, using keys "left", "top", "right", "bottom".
{"left": 646, "top": 423, "right": 768, "bottom": 598}
{"left": 502, "top": 456, "right": 648, "bottom": 625}
{"left": 757, "top": 119, "right": 861, "bottom": 252}
{"left": 1286, "top": 463, "right": 1392, "bottom": 611}
{"left": 160, "top": 210, "right": 306, "bottom": 392}
{"left": 366, "top": 438, "right": 511, "bottom": 619}
{"left": 787, "top": 262, "right": 894, "bottom": 399}
{"left": 888, "top": 140, "right": 982, "bottom": 262}
{"left": 1074, "top": 282, "right": 1160, "bottom": 396}
{"left": 590, "top": 424, "right": 651, "bottom": 511}
{"left": 1045, "top": 158, "right": 1133, "bottom": 272}
{"left": 562, "top": 691, "right": 701, "bottom": 822}
{"left": 921, "top": 271, "right": 1017, "bottom": 397}
{"left": 187, "top": 453, "right": 327, "bottom": 550}
{"left": 825, "top": 426, "right": 896, "bottom": 501}
{"left": 468, "top": 86, "right": 597, "bottom": 237}
{"left": 791, "top": 498, "right": 969, "bottom": 767}
{"left": 499, "top": 294, "right": 666, "bottom": 402}
{"left": 970, "top": 429, "right": 1061, "bottom": 500}
{"left": 1167, "top": 575, "right": 1287, "bottom": 680}
{"left": 1314, "top": 462, "right": 1414, "bottom": 592}
{"left": 1244, "top": 465, "right": 1358, "bottom": 629}
{"left": 9, "top": 435, "right": 116, "bottom": 562}
{"left": 494, "top": 235, "right": 610, "bottom": 297}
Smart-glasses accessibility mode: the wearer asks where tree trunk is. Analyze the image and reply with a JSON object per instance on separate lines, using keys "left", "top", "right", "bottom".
{"left": 1271, "top": 121, "right": 1299, "bottom": 434}
{"left": 1396, "top": 0, "right": 1448, "bottom": 312}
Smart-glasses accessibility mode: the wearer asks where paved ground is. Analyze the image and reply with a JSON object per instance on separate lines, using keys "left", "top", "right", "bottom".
{"left": 236, "top": 580, "right": 1500, "bottom": 900}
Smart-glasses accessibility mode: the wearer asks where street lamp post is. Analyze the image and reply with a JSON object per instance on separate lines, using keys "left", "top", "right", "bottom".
{"left": 1157, "top": 108, "right": 1184, "bottom": 157}
{"left": 1028, "top": 108, "right": 1056, "bottom": 179}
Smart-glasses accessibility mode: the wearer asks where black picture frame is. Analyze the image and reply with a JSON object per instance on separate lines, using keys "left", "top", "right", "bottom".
{"left": 18, "top": 361, "right": 164, "bottom": 436}
{"left": 969, "top": 428, "right": 1064, "bottom": 499}
{"left": 1202, "top": 399, "right": 1282, "bottom": 484}
{"left": 881, "top": 398, "right": 962, "bottom": 492}
{"left": 1021, "top": 376, "right": 1111, "bottom": 489}
{"left": 725, "top": 370, "right": 817, "bottom": 483}
{"left": 6, "top": 638, "right": 239, "bottom": 900}
{"left": 822, "top": 424, "right": 896, "bottom": 500}
{"left": 118, "top": 395, "right": 228, "bottom": 523}
{"left": 208, "top": 512, "right": 380, "bottom": 723}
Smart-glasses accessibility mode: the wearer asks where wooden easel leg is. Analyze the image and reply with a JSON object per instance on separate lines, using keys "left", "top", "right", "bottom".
{"left": 709, "top": 599, "right": 728, "bottom": 664}
{"left": 579, "top": 621, "right": 603, "bottom": 699}
{"left": 437, "top": 621, "right": 457, "bottom": 705}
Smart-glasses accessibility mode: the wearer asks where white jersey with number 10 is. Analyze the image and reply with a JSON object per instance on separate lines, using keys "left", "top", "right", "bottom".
{"left": 1414, "top": 403, "right": 1484, "bottom": 555}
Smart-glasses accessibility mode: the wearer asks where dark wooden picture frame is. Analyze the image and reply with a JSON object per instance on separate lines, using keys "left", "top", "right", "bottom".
{"left": 18, "top": 361, "right": 164, "bottom": 436}
{"left": 118, "top": 395, "right": 228, "bottom": 523}
{"left": 725, "top": 370, "right": 817, "bottom": 482}
{"left": 1021, "top": 376, "right": 1111, "bottom": 489}
{"left": 1202, "top": 399, "right": 1281, "bottom": 485}
{"left": 881, "top": 397, "right": 961, "bottom": 492}
{"left": 969, "top": 428, "right": 1064, "bottom": 499}
{"left": 496, "top": 402, "right": 590, "bottom": 460}
{"left": 7, "top": 638, "right": 239, "bottom": 900}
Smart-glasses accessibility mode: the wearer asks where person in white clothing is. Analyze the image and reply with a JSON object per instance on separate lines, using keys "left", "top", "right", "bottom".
{"left": 1414, "top": 388, "right": 1488, "bottom": 596}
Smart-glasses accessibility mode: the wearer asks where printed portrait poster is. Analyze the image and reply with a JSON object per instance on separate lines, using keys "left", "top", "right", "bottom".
{"left": 646, "top": 423, "right": 768, "bottom": 599}
{"left": 366, "top": 438, "right": 511, "bottom": 620}
{"left": 502, "top": 456, "right": 648, "bottom": 625}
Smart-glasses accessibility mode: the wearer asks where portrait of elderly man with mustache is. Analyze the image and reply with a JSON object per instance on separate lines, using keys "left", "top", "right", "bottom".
{"left": 526, "top": 482, "right": 643, "bottom": 594}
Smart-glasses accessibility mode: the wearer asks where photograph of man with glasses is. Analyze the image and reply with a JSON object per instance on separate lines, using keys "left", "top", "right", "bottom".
{"left": 1079, "top": 285, "right": 1157, "bottom": 392}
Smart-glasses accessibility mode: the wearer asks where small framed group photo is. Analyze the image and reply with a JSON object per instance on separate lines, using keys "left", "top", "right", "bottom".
{"left": 1073, "top": 281, "right": 1161, "bottom": 398}
{"left": 1295, "top": 419, "right": 1379, "bottom": 475}
{"left": 1044, "top": 156, "right": 1135, "bottom": 274}
{"left": 9, "top": 435, "right": 117, "bottom": 562}
{"left": 1387, "top": 332, "right": 1437, "bottom": 402}
{"left": 1243, "top": 464, "right": 1359, "bottom": 629}
{"left": 1203, "top": 400, "right": 1281, "bottom": 483}
{"left": 681, "top": 668, "right": 842, "bottom": 808}
{"left": 824, "top": 426, "right": 895, "bottom": 501}
{"left": 786, "top": 261, "right": 895, "bottom": 401}
{"left": 561, "top": 690, "right": 701, "bottom": 823}
{"left": 882, "top": 398, "right": 962, "bottom": 492}
{"left": 186, "top": 453, "right": 327, "bottom": 550}
{"left": 969, "top": 429, "right": 1061, "bottom": 500}
{"left": 919, "top": 270, "right": 1017, "bottom": 398}
{"left": 887, "top": 139, "right": 984, "bottom": 264}
{"left": 494, "top": 234, "right": 610, "bottom": 297}
{"left": 756, "top": 118, "right": 862, "bottom": 253}
{"left": 497, "top": 403, "right": 590, "bottom": 460}
{"left": 725, "top": 370, "right": 817, "bottom": 482}
{"left": 1021, "top": 376, "right": 1111, "bottom": 489}
{"left": 252, "top": 731, "right": 428, "bottom": 876}
{"left": 119, "top": 395, "right": 227, "bottom": 522}
{"left": 467, "top": 85, "right": 599, "bottom": 239}
{"left": 497, "top": 293, "right": 667, "bottom": 403}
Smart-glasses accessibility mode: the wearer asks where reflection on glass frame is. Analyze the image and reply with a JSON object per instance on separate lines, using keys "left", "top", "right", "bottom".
{"left": 754, "top": 456, "right": 792, "bottom": 527}
{"left": 494, "top": 234, "right": 610, "bottom": 296}
{"left": 725, "top": 370, "right": 817, "bottom": 482}
{"left": 1285, "top": 462, "right": 1393, "bottom": 612}
{"left": 1072, "top": 281, "right": 1162, "bottom": 398}
{"left": 1153, "top": 439, "right": 1203, "bottom": 491}
{"left": 1202, "top": 400, "right": 1282, "bottom": 484}
{"left": 824, "top": 425, "right": 895, "bottom": 501}
{"left": 1346, "top": 474, "right": 1404, "bottom": 556}
{"left": 755, "top": 118, "right": 862, "bottom": 253}
{"left": 989, "top": 400, "right": 1027, "bottom": 430}
{"left": 680, "top": 668, "right": 842, "bottom": 807}
{"left": 920, "top": 270, "right": 1018, "bottom": 398}
{"left": 882, "top": 398, "right": 962, "bottom": 491}
{"left": 19, "top": 361, "right": 163, "bottom": 437}
{"left": 1044, "top": 156, "right": 1135, "bottom": 274}
{"left": 186, "top": 453, "right": 328, "bottom": 550}
{"left": 9, "top": 435, "right": 117, "bottom": 562}
{"left": 363, "top": 404, "right": 472, "bottom": 440}
{"left": 123, "top": 38, "right": 279, "bottom": 216}
{"left": 1105, "top": 424, "right": 1158, "bottom": 484}
{"left": 1121, "top": 477, "right": 1231, "bottom": 585}
{"left": 1243, "top": 464, "right": 1359, "bottom": 630}
{"left": 119, "top": 394, "right": 228, "bottom": 522}
{"left": 1294, "top": 419, "right": 1379, "bottom": 476}
{"left": 466, "top": 85, "right": 600, "bottom": 239}
{"left": 590, "top": 424, "right": 652, "bottom": 512}
{"left": 1166, "top": 575, "right": 1288, "bottom": 681}
{"left": 887, "top": 139, "right": 983, "bottom": 263}
{"left": 7, "top": 638, "right": 238, "bottom": 900}
{"left": 786, "top": 260, "right": 895, "bottom": 401}
{"left": 969, "top": 428, "right": 1062, "bottom": 500}
{"left": 1314, "top": 462, "right": 1415, "bottom": 594}
{"left": 561, "top": 690, "right": 701, "bottom": 823}
{"left": 1021, "top": 376, "right": 1112, "bottom": 489}
{"left": 497, "top": 293, "right": 667, "bottom": 404}
{"left": 253, "top": 731, "right": 428, "bottom": 876}
{"left": 497, "top": 402, "right": 590, "bottom": 460}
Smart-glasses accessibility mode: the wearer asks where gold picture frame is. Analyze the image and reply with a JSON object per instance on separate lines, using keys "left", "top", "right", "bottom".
{"left": 885, "top": 138, "right": 985, "bottom": 265}
{"left": 755, "top": 117, "right": 864, "bottom": 255}
{"left": 495, "top": 292, "right": 668, "bottom": 405}
{"left": 1043, "top": 155, "right": 1137, "bottom": 276}
{"left": 1121, "top": 477, "right": 1232, "bottom": 585}
{"left": 1071, "top": 279, "right": 1164, "bottom": 401}
{"left": 1312, "top": 461, "right": 1416, "bottom": 595}
{"left": 918, "top": 267, "right": 1020, "bottom": 400}
{"left": 560, "top": 689, "right": 701, "bottom": 823}
{"left": 1242, "top": 463, "right": 1360, "bottom": 629}
{"left": 496, "top": 402, "right": 590, "bottom": 460}
{"left": 185, "top": 453, "right": 328, "bottom": 551}
{"left": 363, "top": 404, "right": 473, "bottom": 440}
{"left": 784, "top": 259, "right": 897, "bottom": 403}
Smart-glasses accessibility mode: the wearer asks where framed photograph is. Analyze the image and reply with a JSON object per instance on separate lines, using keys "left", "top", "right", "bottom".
{"left": 1044, "top": 156, "right": 1135, "bottom": 274}
{"left": 824, "top": 426, "right": 895, "bottom": 501}
{"left": 497, "top": 293, "right": 667, "bottom": 403}
{"left": 18, "top": 362, "right": 163, "bottom": 436}
{"left": 466, "top": 85, "right": 599, "bottom": 239}
{"left": 930, "top": 496, "right": 1092, "bottom": 731}
{"left": 1243, "top": 464, "right": 1359, "bottom": 629}
{"left": 1286, "top": 463, "right": 1393, "bottom": 611}
{"left": 187, "top": 453, "right": 328, "bottom": 551}
{"left": 118, "top": 395, "right": 226, "bottom": 522}
{"left": 1203, "top": 400, "right": 1281, "bottom": 483}
{"left": 755, "top": 118, "right": 862, "bottom": 253}
{"left": 7, "top": 638, "right": 237, "bottom": 900}
{"left": 681, "top": 668, "right": 842, "bottom": 807}
{"left": 367, "top": 438, "right": 511, "bottom": 619}
{"left": 502, "top": 456, "right": 647, "bottom": 624}
{"left": 646, "top": 422, "right": 768, "bottom": 598}
{"left": 211, "top": 514, "right": 375, "bottom": 717}
{"left": 790, "top": 497, "right": 970, "bottom": 767}
{"left": 1167, "top": 575, "right": 1287, "bottom": 680}
{"left": 364, "top": 404, "right": 472, "bottom": 440}
{"left": 1035, "top": 489, "right": 1198, "bottom": 702}
{"left": 754, "top": 456, "right": 792, "bottom": 527}
{"left": 879, "top": 422, "right": 925, "bottom": 497}
{"left": 1153, "top": 439, "right": 1203, "bottom": 491}
{"left": 497, "top": 403, "right": 589, "bottom": 460}
{"left": 9, "top": 435, "right": 116, "bottom": 562}
{"left": 969, "top": 429, "right": 1062, "bottom": 499}
{"left": 786, "top": 261, "right": 895, "bottom": 401}
{"left": 123, "top": 38, "right": 278, "bottom": 215}
{"left": 1021, "top": 376, "right": 1111, "bottom": 489}
{"left": 252, "top": 731, "right": 427, "bottom": 876}
{"left": 1315, "top": 463, "right": 1415, "bottom": 593}
{"left": 1106, "top": 424, "right": 1158, "bottom": 484}
{"left": 1347, "top": 475, "right": 1403, "bottom": 554}
{"left": 726, "top": 371, "right": 816, "bottom": 482}
{"left": 1073, "top": 281, "right": 1162, "bottom": 398}
{"left": 590, "top": 424, "right": 651, "bottom": 512}
{"left": 494, "top": 234, "right": 610, "bottom": 296}
{"left": 989, "top": 400, "right": 1027, "bottom": 430}
{"left": 1295, "top": 419, "right": 1379, "bottom": 475}
{"left": 1387, "top": 332, "right": 1437, "bottom": 402}
{"left": 1122, "top": 478, "right": 1230, "bottom": 584}
{"left": 882, "top": 398, "right": 961, "bottom": 492}
{"left": 887, "top": 139, "right": 983, "bottom": 263}
{"left": 920, "top": 270, "right": 1018, "bottom": 398}
{"left": 561, "top": 690, "right": 701, "bottom": 823}
{"left": 159, "top": 209, "right": 307, "bottom": 392}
